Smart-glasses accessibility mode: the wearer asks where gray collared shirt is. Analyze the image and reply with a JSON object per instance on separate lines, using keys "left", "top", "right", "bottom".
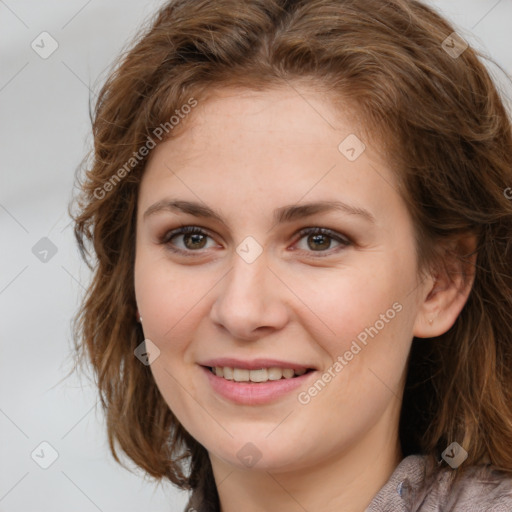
{"left": 366, "top": 454, "right": 512, "bottom": 511}
{"left": 185, "top": 454, "right": 512, "bottom": 511}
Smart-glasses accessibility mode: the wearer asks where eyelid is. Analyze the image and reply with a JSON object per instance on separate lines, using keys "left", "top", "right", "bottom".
{"left": 294, "top": 226, "right": 351, "bottom": 245}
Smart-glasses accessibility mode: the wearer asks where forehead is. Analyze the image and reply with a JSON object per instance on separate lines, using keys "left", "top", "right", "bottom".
{"left": 139, "top": 86, "right": 405, "bottom": 229}
{"left": 168, "top": 85, "right": 361, "bottom": 157}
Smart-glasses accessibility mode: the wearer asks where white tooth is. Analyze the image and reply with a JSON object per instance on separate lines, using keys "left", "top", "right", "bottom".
{"left": 282, "top": 368, "right": 295, "bottom": 379}
{"left": 249, "top": 368, "right": 268, "bottom": 382}
{"left": 267, "top": 367, "right": 283, "bottom": 380}
{"left": 233, "top": 368, "right": 250, "bottom": 382}
{"left": 223, "top": 367, "right": 234, "bottom": 380}
{"left": 294, "top": 368, "right": 306, "bottom": 376}
{"left": 215, "top": 366, "right": 224, "bottom": 377}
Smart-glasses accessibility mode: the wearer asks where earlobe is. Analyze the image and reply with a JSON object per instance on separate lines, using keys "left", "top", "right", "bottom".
{"left": 413, "top": 236, "right": 477, "bottom": 339}
{"left": 413, "top": 274, "right": 442, "bottom": 338}
{"left": 413, "top": 276, "right": 472, "bottom": 339}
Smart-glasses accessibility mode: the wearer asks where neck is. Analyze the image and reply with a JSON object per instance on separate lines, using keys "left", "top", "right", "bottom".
{"left": 210, "top": 415, "right": 403, "bottom": 512}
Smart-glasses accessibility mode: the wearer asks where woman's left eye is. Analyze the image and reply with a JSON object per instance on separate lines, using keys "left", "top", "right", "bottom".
{"left": 161, "top": 226, "right": 351, "bottom": 256}
{"left": 294, "top": 227, "right": 351, "bottom": 255}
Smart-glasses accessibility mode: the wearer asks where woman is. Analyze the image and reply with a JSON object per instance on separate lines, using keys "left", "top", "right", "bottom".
{"left": 70, "top": 0, "right": 512, "bottom": 510}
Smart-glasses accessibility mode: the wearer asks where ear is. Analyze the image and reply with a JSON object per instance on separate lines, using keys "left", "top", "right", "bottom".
{"left": 413, "top": 234, "right": 477, "bottom": 338}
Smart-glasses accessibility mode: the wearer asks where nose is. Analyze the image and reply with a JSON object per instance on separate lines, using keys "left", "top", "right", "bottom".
{"left": 209, "top": 250, "right": 289, "bottom": 341}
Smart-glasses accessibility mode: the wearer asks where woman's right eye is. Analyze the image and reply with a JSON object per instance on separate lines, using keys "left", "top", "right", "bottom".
{"left": 161, "top": 226, "right": 217, "bottom": 255}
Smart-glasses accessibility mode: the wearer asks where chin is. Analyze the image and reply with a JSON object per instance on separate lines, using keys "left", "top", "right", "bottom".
{"left": 206, "top": 436, "right": 311, "bottom": 473}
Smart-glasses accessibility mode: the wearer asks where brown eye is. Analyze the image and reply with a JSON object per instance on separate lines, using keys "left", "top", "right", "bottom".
{"left": 307, "top": 233, "right": 332, "bottom": 251}
{"left": 295, "top": 227, "right": 351, "bottom": 256}
{"left": 162, "top": 226, "right": 216, "bottom": 253}
{"left": 181, "top": 232, "right": 208, "bottom": 250}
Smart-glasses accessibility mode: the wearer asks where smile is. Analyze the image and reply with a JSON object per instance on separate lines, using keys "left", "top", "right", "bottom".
{"left": 201, "top": 365, "right": 317, "bottom": 405}
{"left": 208, "top": 366, "right": 310, "bottom": 382}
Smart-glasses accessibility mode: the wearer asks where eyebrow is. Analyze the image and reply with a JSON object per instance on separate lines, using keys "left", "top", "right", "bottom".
{"left": 143, "top": 199, "right": 376, "bottom": 225}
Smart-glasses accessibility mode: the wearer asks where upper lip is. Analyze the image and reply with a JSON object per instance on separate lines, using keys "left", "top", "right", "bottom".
{"left": 199, "top": 358, "right": 316, "bottom": 371}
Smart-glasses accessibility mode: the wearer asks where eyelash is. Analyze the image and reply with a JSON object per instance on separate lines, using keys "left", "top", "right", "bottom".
{"left": 160, "top": 225, "right": 352, "bottom": 258}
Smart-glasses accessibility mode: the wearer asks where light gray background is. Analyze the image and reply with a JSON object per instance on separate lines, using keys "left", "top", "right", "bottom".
{"left": 1, "top": 1, "right": 511, "bottom": 511}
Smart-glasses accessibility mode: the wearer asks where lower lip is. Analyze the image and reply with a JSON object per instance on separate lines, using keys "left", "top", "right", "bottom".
{"left": 201, "top": 366, "right": 316, "bottom": 405}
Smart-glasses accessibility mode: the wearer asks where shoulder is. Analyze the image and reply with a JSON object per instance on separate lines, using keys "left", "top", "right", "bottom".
{"left": 433, "top": 461, "right": 512, "bottom": 511}
{"left": 366, "top": 455, "right": 512, "bottom": 512}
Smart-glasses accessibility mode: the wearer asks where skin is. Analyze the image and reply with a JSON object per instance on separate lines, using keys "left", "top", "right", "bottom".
{"left": 134, "top": 85, "right": 473, "bottom": 512}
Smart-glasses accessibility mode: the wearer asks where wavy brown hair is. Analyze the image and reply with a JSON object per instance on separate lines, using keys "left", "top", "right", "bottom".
{"left": 70, "top": 0, "right": 512, "bottom": 509}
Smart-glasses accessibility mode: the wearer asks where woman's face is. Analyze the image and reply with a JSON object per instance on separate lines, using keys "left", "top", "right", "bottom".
{"left": 134, "top": 86, "right": 430, "bottom": 473}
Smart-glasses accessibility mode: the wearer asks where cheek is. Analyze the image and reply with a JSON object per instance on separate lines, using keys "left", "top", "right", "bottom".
{"left": 297, "top": 265, "right": 412, "bottom": 398}
{"left": 134, "top": 251, "right": 203, "bottom": 345}
{"left": 134, "top": 255, "right": 207, "bottom": 429}
{"left": 298, "top": 267, "right": 400, "bottom": 348}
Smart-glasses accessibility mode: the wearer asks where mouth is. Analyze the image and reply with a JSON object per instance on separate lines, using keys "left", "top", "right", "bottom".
{"left": 199, "top": 362, "right": 318, "bottom": 405}
{"left": 205, "top": 365, "right": 315, "bottom": 383}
